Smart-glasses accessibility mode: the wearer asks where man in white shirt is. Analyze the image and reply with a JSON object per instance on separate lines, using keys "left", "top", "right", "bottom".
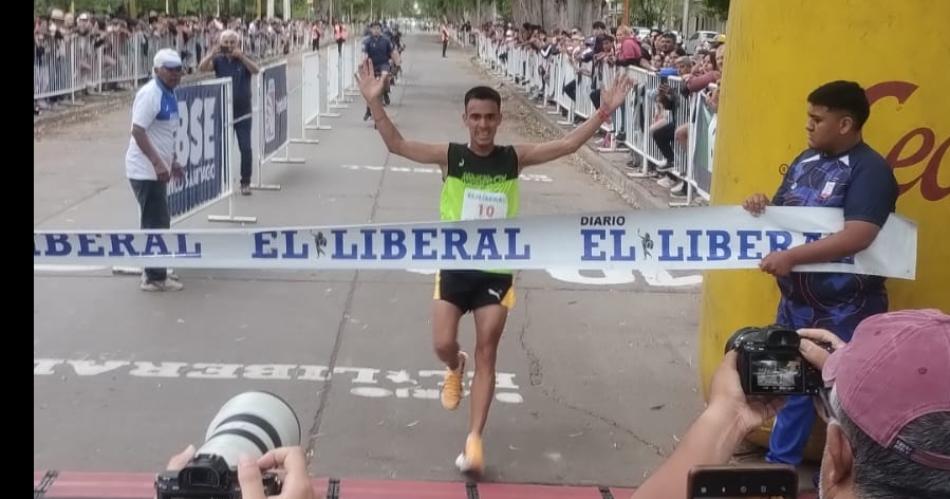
{"left": 126, "top": 48, "right": 185, "bottom": 292}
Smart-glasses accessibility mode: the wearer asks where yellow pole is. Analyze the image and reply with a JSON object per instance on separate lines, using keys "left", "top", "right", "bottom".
{"left": 699, "top": 0, "right": 950, "bottom": 459}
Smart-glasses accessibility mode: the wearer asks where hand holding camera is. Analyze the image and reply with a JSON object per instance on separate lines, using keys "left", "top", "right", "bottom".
{"left": 707, "top": 325, "right": 839, "bottom": 435}
{"left": 726, "top": 325, "right": 831, "bottom": 396}
{"left": 238, "top": 447, "right": 316, "bottom": 499}
{"left": 156, "top": 392, "right": 304, "bottom": 499}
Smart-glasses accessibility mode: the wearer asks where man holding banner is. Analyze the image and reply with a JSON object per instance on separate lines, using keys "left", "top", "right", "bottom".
{"left": 358, "top": 59, "right": 633, "bottom": 475}
{"left": 742, "top": 81, "right": 899, "bottom": 467}
{"left": 199, "top": 29, "right": 261, "bottom": 196}
{"left": 125, "top": 48, "right": 185, "bottom": 292}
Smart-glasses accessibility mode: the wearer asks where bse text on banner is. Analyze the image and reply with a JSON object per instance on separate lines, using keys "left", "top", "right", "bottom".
{"left": 167, "top": 80, "right": 228, "bottom": 218}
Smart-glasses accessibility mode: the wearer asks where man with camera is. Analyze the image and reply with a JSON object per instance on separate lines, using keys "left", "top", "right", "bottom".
{"left": 199, "top": 29, "right": 261, "bottom": 196}
{"left": 631, "top": 309, "right": 950, "bottom": 499}
{"left": 742, "top": 80, "right": 900, "bottom": 467}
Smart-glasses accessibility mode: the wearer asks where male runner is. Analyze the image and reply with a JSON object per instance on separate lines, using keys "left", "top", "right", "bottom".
{"left": 362, "top": 21, "right": 398, "bottom": 120}
{"left": 357, "top": 58, "right": 632, "bottom": 475}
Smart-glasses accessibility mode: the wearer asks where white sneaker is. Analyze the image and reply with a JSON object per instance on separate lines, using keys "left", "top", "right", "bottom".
{"left": 657, "top": 177, "right": 674, "bottom": 188}
{"left": 670, "top": 181, "right": 685, "bottom": 192}
{"left": 140, "top": 279, "right": 184, "bottom": 292}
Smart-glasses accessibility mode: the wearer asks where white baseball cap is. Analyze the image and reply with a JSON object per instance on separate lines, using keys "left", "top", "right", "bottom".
{"left": 153, "top": 48, "right": 182, "bottom": 69}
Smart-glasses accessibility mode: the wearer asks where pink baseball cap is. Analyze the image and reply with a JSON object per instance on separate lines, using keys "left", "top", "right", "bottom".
{"left": 823, "top": 309, "right": 950, "bottom": 470}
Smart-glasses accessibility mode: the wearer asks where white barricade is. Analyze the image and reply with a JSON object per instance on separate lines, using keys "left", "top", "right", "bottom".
{"left": 300, "top": 51, "right": 332, "bottom": 132}
{"left": 251, "top": 61, "right": 304, "bottom": 191}
{"left": 326, "top": 43, "right": 345, "bottom": 110}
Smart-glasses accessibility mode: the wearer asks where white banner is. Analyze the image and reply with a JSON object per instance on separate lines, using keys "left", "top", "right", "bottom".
{"left": 33, "top": 207, "right": 917, "bottom": 279}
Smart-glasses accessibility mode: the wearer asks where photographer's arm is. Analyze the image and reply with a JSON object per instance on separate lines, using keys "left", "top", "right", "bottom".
{"left": 197, "top": 45, "right": 218, "bottom": 72}
{"left": 631, "top": 351, "right": 783, "bottom": 499}
{"left": 632, "top": 404, "right": 749, "bottom": 499}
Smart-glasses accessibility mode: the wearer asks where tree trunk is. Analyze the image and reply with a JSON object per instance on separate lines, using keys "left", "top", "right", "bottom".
{"left": 513, "top": 0, "right": 604, "bottom": 32}
{"left": 511, "top": 0, "right": 542, "bottom": 29}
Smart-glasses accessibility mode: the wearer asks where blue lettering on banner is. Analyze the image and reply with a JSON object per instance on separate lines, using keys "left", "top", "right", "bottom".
{"left": 503, "top": 228, "right": 531, "bottom": 260}
{"left": 611, "top": 229, "right": 636, "bottom": 261}
{"left": 580, "top": 228, "right": 792, "bottom": 263}
{"left": 581, "top": 229, "right": 607, "bottom": 261}
{"left": 443, "top": 229, "right": 469, "bottom": 260}
{"left": 658, "top": 230, "right": 683, "bottom": 261}
{"left": 253, "top": 231, "right": 279, "bottom": 258}
{"left": 382, "top": 229, "right": 406, "bottom": 260}
{"left": 77, "top": 234, "right": 105, "bottom": 257}
{"left": 686, "top": 230, "right": 704, "bottom": 262}
{"left": 706, "top": 230, "right": 731, "bottom": 261}
{"left": 412, "top": 229, "right": 438, "bottom": 260}
{"left": 109, "top": 234, "right": 139, "bottom": 256}
{"left": 282, "top": 230, "right": 308, "bottom": 259}
{"left": 287, "top": 227, "right": 533, "bottom": 263}
{"left": 473, "top": 228, "right": 502, "bottom": 260}
{"left": 35, "top": 233, "right": 202, "bottom": 258}
{"left": 360, "top": 229, "right": 377, "bottom": 260}
{"left": 767, "top": 231, "right": 792, "bottom": 252}
{"left": 143, "top": 234, "right": 170, "bottom": 256}
{"left": 332, "top": 229, "right": 358, "bottom": 259}
{"left": 44, "top": 234, "right": 72, "bottom": 256}
{"left": 736, "top": 230, "right": 763, "bottom": 260}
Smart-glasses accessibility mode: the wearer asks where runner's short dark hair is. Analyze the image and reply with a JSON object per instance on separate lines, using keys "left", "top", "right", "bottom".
{"left": 464, "top": 86, "right": 502, "bottom": 110}
{"left": 807, "top": 80, "right": 870, "bottom": 129}
{"left": 593, "top": 21, "right": 607, "bottom": 30}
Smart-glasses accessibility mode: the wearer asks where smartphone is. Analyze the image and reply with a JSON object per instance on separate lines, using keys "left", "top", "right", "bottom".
{"left": 687, "top": 465, "right": 798, "bottom": 499}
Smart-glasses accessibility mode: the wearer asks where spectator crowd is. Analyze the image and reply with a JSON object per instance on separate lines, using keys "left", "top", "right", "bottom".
{"left": 479, "top": 21, "right": 726, "bottom": 200}
{"left": 34, "top": 6, "right": 317, "bottom": 114}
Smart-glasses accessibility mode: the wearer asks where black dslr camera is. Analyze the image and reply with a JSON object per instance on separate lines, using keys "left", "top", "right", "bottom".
{"left": 155, "top": 391, "right": 300, "bottom": 499}
{"left": 155, "top": 454, "right": 281, "bottom": 499}
{"left": 726, "top": 325, "right": 825, "bottom": 395}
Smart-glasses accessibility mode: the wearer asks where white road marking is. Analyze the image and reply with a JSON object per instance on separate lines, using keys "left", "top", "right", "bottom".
{"left": 34, "top": 358, "right": 524, "bottom": 404}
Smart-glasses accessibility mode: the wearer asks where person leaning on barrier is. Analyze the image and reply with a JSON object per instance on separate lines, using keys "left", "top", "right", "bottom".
{"left": 743, "top": 80, "right": 899, "bottom": 468}
{"left": 198, "top": 29, "right": 261, "bottom": 196}
{"left": 631, "top": 309, "right": 950, "bottom": 499}
{"left": 166, "top": 445, "right": 318, "bottom": 499}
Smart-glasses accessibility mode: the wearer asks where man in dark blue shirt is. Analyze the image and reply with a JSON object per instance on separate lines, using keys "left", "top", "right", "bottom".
{"left": 199, "top": 29, "right": 260, "bottom": 195}
{"left": 743, "top": 80, "right": 899, "bottom": 467}
{"left": 362, "top": 21, "right": 398, "bottom": 121}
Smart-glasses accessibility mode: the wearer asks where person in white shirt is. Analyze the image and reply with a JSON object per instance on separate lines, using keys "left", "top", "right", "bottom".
{"left": 125, "top": 48, "right": 185, "bottom": 292}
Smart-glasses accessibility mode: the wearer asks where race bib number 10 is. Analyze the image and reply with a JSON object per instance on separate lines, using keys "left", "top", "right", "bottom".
{"left": 461, "top": 188, "right": 508, "bottom": 220}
